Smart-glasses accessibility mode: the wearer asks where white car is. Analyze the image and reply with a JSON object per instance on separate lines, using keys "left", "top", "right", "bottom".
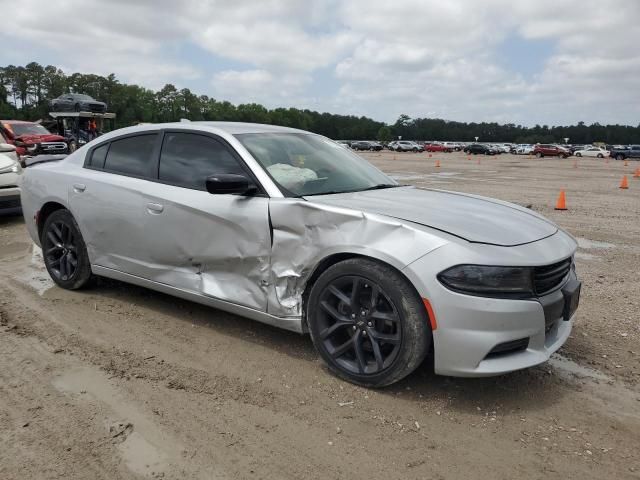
{"left": 573, "top": 147, "right": 609, "bottom": 158}
{"left": 0, "top": 142, "right": 22, "bottom": 214}
{"left": 20, "top": 122, "right": 580, "bottom": 387}
{"left": 515, "top": 144, "right": 534, "bottom": 155}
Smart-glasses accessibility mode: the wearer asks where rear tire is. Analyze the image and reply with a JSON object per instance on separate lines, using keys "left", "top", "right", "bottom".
{"left": 41, "top": 209, "right": 93, "bottom": 290}
{"left": 575, "top": 152, "right": 582, "bottom": 157}
{"left": 597, "top": 154, "right": 603, "bottom": 158}
{"left": 616, "top": 154, "right": 624, "bottom": 161}
{"left": 307, "top": 258, "right": 432, "bottom": 388}
{"left": 536, "top": 152, "right": 543, "bottom": 158}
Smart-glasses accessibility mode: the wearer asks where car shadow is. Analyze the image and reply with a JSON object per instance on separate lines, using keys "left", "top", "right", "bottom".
{"left": 70, "top": 276, "right": 571, "bottom": 415}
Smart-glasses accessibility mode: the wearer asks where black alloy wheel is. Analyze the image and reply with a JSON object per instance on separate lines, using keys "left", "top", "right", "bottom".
{"left": 316, "top": 276, "right": 402, "bottom": 376}
{"left": 308, "top": 258, "right": 431, "bottom": 387}
{"left": 42, "top": 209, "right": 93, "bottom": 289}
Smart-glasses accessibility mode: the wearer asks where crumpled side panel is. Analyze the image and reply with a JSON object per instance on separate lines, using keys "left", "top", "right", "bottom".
{"left": 268, "top": 199, "right": 447, "bottom": 317}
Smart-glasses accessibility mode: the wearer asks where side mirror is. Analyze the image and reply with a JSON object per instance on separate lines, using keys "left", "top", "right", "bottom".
{"left": 0, "top": 143, "right": 16, "bottom": 153}
{"left": 205, "top": 173, "right": 257, "bottom": 195}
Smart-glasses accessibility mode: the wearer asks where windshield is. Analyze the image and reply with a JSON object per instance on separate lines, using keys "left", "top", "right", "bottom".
{"left": 6, "top": 123, "right": 51, "bottom": 136}
{"left": 236, "top": 133, "right": 397, "bottom": 196}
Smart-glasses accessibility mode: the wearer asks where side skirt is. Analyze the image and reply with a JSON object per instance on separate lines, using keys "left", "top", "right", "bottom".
{"left": 92, "top": 265, "right": 304, "bottom": 334}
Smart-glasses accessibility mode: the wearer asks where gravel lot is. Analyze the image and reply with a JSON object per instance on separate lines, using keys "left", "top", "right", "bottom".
{"left": 1, "top": 151, "right": 639, "bottom": 479}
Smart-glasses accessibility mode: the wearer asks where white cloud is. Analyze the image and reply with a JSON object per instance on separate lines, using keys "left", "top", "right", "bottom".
{"left": 2, "top": 0, "right": 639, "bottom": 125}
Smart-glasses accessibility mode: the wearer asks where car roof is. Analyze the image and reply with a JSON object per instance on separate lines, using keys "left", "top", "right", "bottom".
{"left": 0, "top": 120, "right": 36, "bottom": 124}
{"left": 191, "top": 121, "right": 309, "bottom": 134}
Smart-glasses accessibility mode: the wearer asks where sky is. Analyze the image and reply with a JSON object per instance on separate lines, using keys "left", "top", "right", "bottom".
{"left": 1, "top": 0, "right": 639, "bottom": 126}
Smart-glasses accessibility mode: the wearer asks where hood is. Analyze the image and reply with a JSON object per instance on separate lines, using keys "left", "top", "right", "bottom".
{"left": 0, "top": 153, "right": 17, "bottom": 170}
{"left": 16, "top": 133, "right": 65, "bottom": 144}
{"left": 304, "top": 186, "right": 558, "bottom": 246}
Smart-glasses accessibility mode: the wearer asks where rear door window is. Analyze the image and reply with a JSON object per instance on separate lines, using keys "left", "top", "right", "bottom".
{"left": 103, "top": 134, "right": 157, "bottom": 177}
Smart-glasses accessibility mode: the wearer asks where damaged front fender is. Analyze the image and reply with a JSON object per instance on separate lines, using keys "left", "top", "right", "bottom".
{"left": 267, "top": 198, "right": 447, "bottom": 318}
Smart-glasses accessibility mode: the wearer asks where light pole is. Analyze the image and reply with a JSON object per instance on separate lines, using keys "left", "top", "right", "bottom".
{"left": 474, "top": 136, "right": 479, "bottom": 143}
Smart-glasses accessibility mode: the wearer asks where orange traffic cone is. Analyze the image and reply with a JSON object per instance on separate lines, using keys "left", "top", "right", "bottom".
{"left": 428, "top": 153, "right": 432, "bottom": 158}
{"left": 624, "top": 159, "right": 629, "bottom": 167}
{"left": 620, "top": 175, "right": 629, "bottom": 189}
{"left": 435, "top": 160, "right": 441, "bottom": 168}
{"left": 633, "top": 167, "right": 640, "bottom": 178}
{"left": 555, "top": 190, "right": 567, "bottom": 210}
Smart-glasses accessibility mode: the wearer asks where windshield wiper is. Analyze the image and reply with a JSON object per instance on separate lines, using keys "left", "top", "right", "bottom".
{"left": 357, "top": 183, "right": 402, "bottom": 191}
{"left": 303, "top": 184, "right": 403, "bottom": 197}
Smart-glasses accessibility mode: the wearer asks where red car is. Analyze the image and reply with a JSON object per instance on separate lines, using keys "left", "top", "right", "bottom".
{"left": 424, "top": 143, "right": 452, "bottom": 153}
{"left": 532, "top": 144, "right": 570, "bottom": 158}
{"left": 0, "top": 120, "right": 68, "bottom": 157}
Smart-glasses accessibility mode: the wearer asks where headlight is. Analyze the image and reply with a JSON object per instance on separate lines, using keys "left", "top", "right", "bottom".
{"left": 438, "top": 265, "right": 534, "bottom": 297}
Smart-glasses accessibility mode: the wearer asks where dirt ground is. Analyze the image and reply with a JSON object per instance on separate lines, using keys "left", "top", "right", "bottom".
{"left": 1, "top": 151, "right": 639, "bottom": 480}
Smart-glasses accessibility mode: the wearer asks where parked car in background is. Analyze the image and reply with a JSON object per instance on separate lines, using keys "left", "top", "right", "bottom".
{"left": 49, "top": 93, "right": 107, "bottom": 113}
{"left": 464, "top": 143, "right": 496, "bottom": 155}
{"left": 573, "top": 146, "right": 609, "bottom": 158}
{"left": 351, "top": 141, "right": 383, "bottom": 151}
{"left": 0, "top": 142, "right": 22, "bottom": 214}
{"left": 0, "top": 120, "right": 69, "bottom": 158}
{"left": 389, "top": 140, "right": 422, "bottom": 152}
{"left": 424, "top": 142, "right": 451, "bottom": 153}
{"left": 492, "top": 144, "right": 511, "bottom": 153}
{"left": 20, "top": 121, "right": 580, "bottom": 387}
{"left": 336, "top": 140, "right": 351, "bottom": 149}
{"left": 442, "top": 142, "right": 461, "bottom": 151}
{"left": 532, "top": 144, "right": 570, "bottom": 158}
{"left": 514, "top": 144, "right": 534, "bottom": 155}
{"left": 609, "top": 145, "right": 640, "bottom": 161}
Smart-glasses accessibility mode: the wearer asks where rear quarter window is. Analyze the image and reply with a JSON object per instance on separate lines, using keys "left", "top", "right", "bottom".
{"left": 88, "top": 143, "right": 109, "bottom": 169}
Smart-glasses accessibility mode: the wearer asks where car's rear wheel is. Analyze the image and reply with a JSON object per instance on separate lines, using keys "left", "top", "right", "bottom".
{"left": 42, "top": 209, "right": 93, "bottom": 290}
{"left": 575, "top": 152, "right": 582, "bottom": 157}
{"left": 597, "top": 153, "right": 603, "bottom": 158}
{"left": 536, "top": 152, "right": 543, "bottom": 158}
{"left": 307, "top": 258, "right": 432, "bottom": 387}
{"left": 616, "top": 154, "right": 624, "bottom": 161}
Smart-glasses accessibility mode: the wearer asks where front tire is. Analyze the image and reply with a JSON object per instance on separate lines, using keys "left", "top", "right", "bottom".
{"left": 616, "top": 154, "right": 624, "bottom": 161}
{"left": 536, "top": 152, "right": 543, "bottom": 158}
{"left": 575, "top": 152, "right": 582, "bottom": 157}
{"left": 41, "top": 209, "right": 93, "bottom": 290}
{"left": 307, "top": 258, "right": 432, "bottom": 388}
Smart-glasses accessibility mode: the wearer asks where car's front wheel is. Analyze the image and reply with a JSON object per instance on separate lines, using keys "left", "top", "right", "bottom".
{"left": 536, "top": 152, "right": 543, "bottom": 158}
{"left": 42, "top": 209, "right": 93, "bottom": 290}
{"left": 616, "top": 154, "right": 624, "bottom": 161}
{"left": 307, "top": 258, "right": 432, "bottom": 387}
{"left": 575, "top": 152, "right": 582, "bottom": 157}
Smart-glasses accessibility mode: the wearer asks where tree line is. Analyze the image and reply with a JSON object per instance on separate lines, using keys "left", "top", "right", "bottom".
{"left": 2, "top": 62, "right": 639, "bottom": 144}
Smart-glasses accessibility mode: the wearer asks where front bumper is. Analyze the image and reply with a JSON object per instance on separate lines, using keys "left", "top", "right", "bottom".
{"left": 403, "top": 230, "right": 579, "bottom": 377}
{"left": 0, "top": 186, "right": 21, "bottom": 213}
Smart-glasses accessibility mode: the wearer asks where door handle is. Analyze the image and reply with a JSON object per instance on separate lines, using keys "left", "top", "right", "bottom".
{"left": 73, "top": 183, "right": 86, "bottom": 192}
{"left": 146, "top": 202, "right": 164, "bottom": 214}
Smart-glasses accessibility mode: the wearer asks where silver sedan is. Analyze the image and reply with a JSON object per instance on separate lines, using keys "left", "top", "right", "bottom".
{"left": 20, "top": 122, "right": 581, "bottom": 387}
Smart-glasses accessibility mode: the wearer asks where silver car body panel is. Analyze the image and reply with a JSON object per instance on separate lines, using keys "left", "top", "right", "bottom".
{"left": 19, "top": 122, "right": 579, "bottom": 375}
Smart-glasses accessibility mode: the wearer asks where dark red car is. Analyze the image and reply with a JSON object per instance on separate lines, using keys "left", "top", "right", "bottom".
{"left": 424, "top": 142, "right": 452, "bottom": 153}
{"left": 532, "top": 144, "right": 570, "bottom": 158}
{"left": 0, "top": 120, "right": 68, "bottom": 157}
